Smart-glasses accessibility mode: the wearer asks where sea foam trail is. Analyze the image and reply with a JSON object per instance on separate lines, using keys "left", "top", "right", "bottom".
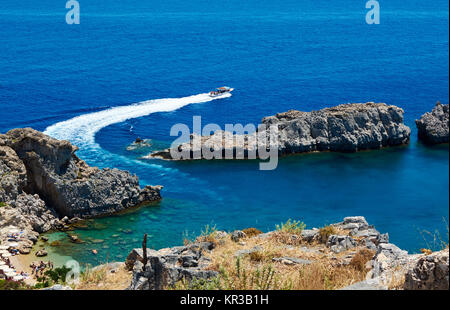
{"left": 44, "top": 93, "right": 229, "bottom": 152}
{"left": 43, "top": 92, "right": 231, "bottom": 193}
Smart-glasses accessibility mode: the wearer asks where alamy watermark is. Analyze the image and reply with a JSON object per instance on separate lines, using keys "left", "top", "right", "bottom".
{"left": 169, "top": 116, "right": 279, "bottom": 170}
{"left": 366, "top": 1, "right": 380, "bottom": 24}
{"left": 66, "top": 0, "right": 80, "bottom": 25}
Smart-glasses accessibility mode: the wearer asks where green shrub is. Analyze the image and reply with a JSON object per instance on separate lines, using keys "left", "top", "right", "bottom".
{"left": 0, "top": 202, "right": 7, "bottom": 208}
{"left": 45, "top": 266, "right": 72, "bottom": 284}
{"left": 172, "top": 257, "right": 276, "bottom": 290}
{"left": 276, "top": 219, "right": 306, "bottom": 234}
{"left": 0, "top": 279, "right": 29, "bottom": 290}
{"left": 35, "top": 266, "right": 72, "bottom": 288}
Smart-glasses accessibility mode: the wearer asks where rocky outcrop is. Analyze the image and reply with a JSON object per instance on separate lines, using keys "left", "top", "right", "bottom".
{"left": 326, "top": 235, "right": 356, "bottom": 253}
{"left": 150, "top": 102, "right": 411, "bottom": 160}
{"left": 404, "top": 249, "right": 449, "bottom": 290}
{"left": 125, "top": 216, "right": 448, "bottom": 291}
{"left": 1, "top": 128, "right": 163, "bottom": 249}
{"left": 415, "top": 102, "right": 449, "bottom": 144}
{"left": 127, "top": 242, "right": 217, "bottom": 290}
{"left": 1, "top": 128, "right": 162, "bottom": 218}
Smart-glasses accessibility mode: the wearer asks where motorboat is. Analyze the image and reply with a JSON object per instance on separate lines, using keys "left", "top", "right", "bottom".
{"left": 209, "top": 86, "right": 234, "bottom": 97}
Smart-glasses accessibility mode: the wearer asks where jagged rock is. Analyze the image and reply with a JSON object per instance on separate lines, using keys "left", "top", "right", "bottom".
{"left": 404, "top": 249, "right": 449, "bottom": 290}
{"left": 341, "top": 216, "right": 369, "bottom": 231}
{"left": 351, "top": 226, "right": 389, "bottom": 248}
{"left": 2, "top": 128, "right": 162, "bottom": 218}
{"left": 272, "top": 257, "right": 312, "bottom": 265}
{"left": 0, "top": 145, "right": 27, "bottom": 202}
{"left": 370, "top": 243, "right": 409, "bottom": 278}
{"left": 127, "top": 242, "right": 217, "bottom": 290}
{"left": 230, "top": 230, "right": 246, "bottom": 242}
{"left": 365, "top": 242, "right": 423, "bottom": 288}
{"left": 415, "top": 102, "right": 449, "bottom": 144}
{"left": 151, "top": 103, "right": 411, "bottom": 160}
{"left": 301, "top": 229, "right": 319, "bottom": 243}
{"left": 327, "top": 235, "right": 356, "bottom": 253}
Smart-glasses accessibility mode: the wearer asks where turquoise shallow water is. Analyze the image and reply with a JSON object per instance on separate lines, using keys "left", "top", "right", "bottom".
{"left": 0, "top": 0, "right": 448, "bottom": 266}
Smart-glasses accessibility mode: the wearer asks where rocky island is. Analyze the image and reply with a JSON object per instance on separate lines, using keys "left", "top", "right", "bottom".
{"left": 416, "top": 102, "right": 449, "bottom": 144}
{"left": 151, "top": 102, "right": 411, "bottom": 160}
{"left": 0, "top": 128, "right": 162, "bottom": 254}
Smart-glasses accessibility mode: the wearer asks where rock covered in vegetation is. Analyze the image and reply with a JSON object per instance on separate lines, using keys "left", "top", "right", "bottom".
{"left": 151, "top": 102, "right": 411, "bottom": 160}
{"left": 404, "top": 249, "right": 449, "bottom": 290}
{"left": 415, "top": 102, "right": 449, "bottom": 144}
{"left": 127, "top": 242, "right": 217, "bottom": 290}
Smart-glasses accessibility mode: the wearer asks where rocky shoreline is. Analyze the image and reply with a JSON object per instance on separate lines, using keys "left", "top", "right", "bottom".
{"left": 125, "top": 216, "right": 449, "bottom": 290}
{"left": 150, "top": 102, "right": 449, "bottom": 161}
{"left": 1, "top": 128, "right": 162, "bottom": 256}
{"left": 1, "top": 101, "right": 448, "bottom": 289}
{"left": 150, "top": 102, "right": 412, "bottom": 160}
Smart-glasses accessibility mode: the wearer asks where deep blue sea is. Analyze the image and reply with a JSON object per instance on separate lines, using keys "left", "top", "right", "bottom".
{"left": 0, "top": 0, "right": 448, "bottom": 266}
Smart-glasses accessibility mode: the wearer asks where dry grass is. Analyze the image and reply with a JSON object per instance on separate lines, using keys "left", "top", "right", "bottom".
{"left": 318, "top": 225, "right": 337, "bottom": 243}
{"left": 242, "top": 228, "right": 263, "bottom": 237}
{"left": 186, "top": 230, "right": 370, "bottom": 290}
{"left": 75, "top": 264, "right": 132, "bottom": 290}
{"left": 420, "top": 248, "right": 432, "bottom": 255}
{"left": 349, "top": 248, "right": 376, "bottom": 271}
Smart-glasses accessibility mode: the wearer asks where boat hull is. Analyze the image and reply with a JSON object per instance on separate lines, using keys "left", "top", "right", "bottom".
{"left": 209, "top": 88, "right": 234, "bottom": 98}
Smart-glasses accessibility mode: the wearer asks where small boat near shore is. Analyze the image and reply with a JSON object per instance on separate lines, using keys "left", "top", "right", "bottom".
{"left": 209, "top": 86, "right": 234, "bottom": 97}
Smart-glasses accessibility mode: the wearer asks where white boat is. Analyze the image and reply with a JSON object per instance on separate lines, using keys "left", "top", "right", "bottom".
{"left": 209, "top": 86, "right": 234, "bottom": 97}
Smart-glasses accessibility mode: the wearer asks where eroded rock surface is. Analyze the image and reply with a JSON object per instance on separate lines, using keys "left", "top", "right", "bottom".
{"left": 2, "top": 128, "right": 162, "bottom": 218}
{"left": 404, "top": 249, "right": 449, "bottom": 290}
{"left": 415, "top": 102, "right": 449, "bottom": 144}
{"left": 127, "top": 242, "right": 217, "bottom": 290}
{"left": 151, "top": 102, "right": 411, "bottom": 160}
{"left": 1, "top": 128, "right": 163, "bottom": 249}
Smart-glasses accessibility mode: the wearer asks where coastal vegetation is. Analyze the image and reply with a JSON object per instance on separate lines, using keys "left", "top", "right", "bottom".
{"left": 172, "top": 225, "right": 369, "bottom": 290}
{"left": 34, "top": 266, "right": 72, "bottom": 289}
{"left": 126, "top": 216, "right": 449, "bottom": 291}
{"left": 275, "top": 219, "right": 306, "bottom": 234}
{"left": 318, "top": 225, "right": 337, "bottom": 243}
{"left": 74, "top": 264, "right": 132, "bottom": 290}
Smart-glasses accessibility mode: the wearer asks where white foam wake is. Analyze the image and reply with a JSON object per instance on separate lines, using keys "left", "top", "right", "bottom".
{"left": 43, "top": 92, "right": 231, "bottom": 194}
{"left": 44, "top": 92, "right": 230, "bottom": 151}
